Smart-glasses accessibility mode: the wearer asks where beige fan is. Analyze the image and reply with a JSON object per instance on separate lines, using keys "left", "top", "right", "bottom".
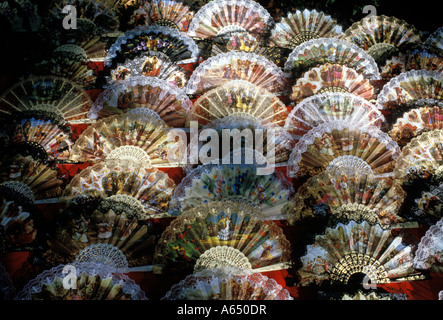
{"left": 186, "top": 80, "right": 289, "bottom": 127}
{"left": 290, "top": 63, "right": 376, "bottom": 103}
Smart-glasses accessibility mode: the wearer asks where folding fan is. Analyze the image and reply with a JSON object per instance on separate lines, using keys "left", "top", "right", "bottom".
{"left": 289, "top": 63, "right": 376, "bottom": 103}
{"left": 15, "top": 263, "right": 147, "bottom": 300}
{"left": 185, "top": 51, "right": 288, "bottom": 96}
{"left": 389, "top": 104, "right": 443, "bottom": 147}
{"left": 88, "top": 76, "right": 192, "bottom": 126}
{"left": 153, "top": 200, "right": 292, "bottom": 274}
{"left": 339, "top": 291, "right": 403, "bottom": 300}
{"left": 0, "top": 76, "right": 93, "bottom": 125}
{"left": 284, "top": 170, "right": 406, "bottom": 227}
{"left": 343, "top": 15, "right": 421, "bottom": 64}
{"left": 284, "top": 38, "right": 380, "bottom": 80}
{"left": 376, "top": 70, "right": 443, "bottom": 110}
{"left": 70, "top": 111, "right": 181, "bottom": 166}
{"left": 413, "top": 217, "right": 442, "bottom": 272}
{"left": 106, "top": 51, "right": 188, "bottom": 88}
{"left": 424, "top": 27, "right": 443, "bottom": 51}
{"left": 393, "top": 129, "right": 443, "bottom": 184}
{"left": 186, "top": 79, "right": 289, "bottom": 127}
{"left": 162, "top": 266, "right": 293, "bottom": 300}
{"left": 169, "top": 164, "right": 292, "bottom": 219}
{"left": 298, "top": 220, "right": 421, "bottom": 286}
{"left": 105, "top": 25, "right": 200, "bottom": 67}
{"left": 269, "top": 9, "right": 343, "bottom": 49}
{"left": 62, "top": 158, "right": 176, "bottom": 216}
{"left": 284, "top": 92, "right": 386, "bottom": 137}
{"left": 287, "top": 120, "right": 401, "bottom": 178}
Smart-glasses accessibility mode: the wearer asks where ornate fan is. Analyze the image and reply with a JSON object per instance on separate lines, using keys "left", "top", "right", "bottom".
{"left": 162, "top": 266, "right": 293, "bottom": 300}
{"left": 105, "top": 25, "right": 200, "bottom": 67}
{"left": 377, "top": 70, "right": 443, "bottom": 111}
{"left": 287, "top": 120, "right": 401, "bottom": 178}
{"left": 185, "top": 51, "right": 288, "bottom": 96}
{"left": 128, "top": 0, "right": 194, "bottom": 31}
{"left": 15, "top": 263, "right": 147, "bottom": 300}
{"left": 70, "top": 111, "right": 181, "bottom": 166}
{"left": 289, "top": 63, "right": 376, "bottom": 103}
{"left": 393, "top": 129, "right": 443, "bottom": 184}
{"left": 73, "top": 243, "right": 130, "bottom": 273}
{"left": 88, "top": 76, "right": 192, "bottom": 127}
{"left": 343, "top": 15, "right": 421, "bottom": 64}
{"left": 269, "top": 9, "right": 343, "bottom": 49}
{"left": 186, "top": 80, "right": 289, "bottom": 127}
{"left": 284, "top": 92, "right": 386, "bottom": 137}
{"left": 284, "top": 38, "right": 380, "bottom": 80}
{"left": 339, "top": 291, "right": 405, "bottom": 300}
{"left": 413, "top": 217, "right": 443, "bottom": 273}
{"left": 298, "top": 220, "right": 421, "bottom": 286}
{"left": 169, "top": 164, "right": 292, "bottom": 219}
{"left": 284, "top": 170, "right": 406, "bottom": 227}
{"left": 106, "top": 51, "right": 188, "bottom": 88}
{"left": 62, "top": 158, "right": 176, "bottom": 216}
{"left": 0, "top": 76, "right": 93, "bottom": 125}
{"left": 153, "top": 201, "right": 292, "bottom": 274}
{"left": 424, "top": 27, "right": 443, "bottom": 51}
{"left": 389, "top": 104, "right": 443, "bottom": 147}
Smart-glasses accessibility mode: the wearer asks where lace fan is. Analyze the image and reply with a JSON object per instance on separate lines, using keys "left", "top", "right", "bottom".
{"left": 169, "top": 164, "right": 292, "bottom": 219}
{"left": 284, "top": 92, "right": 386, "bottom": 136}
{"left": 88, "top": 76, "right": 191, "bottom": 127}
{"left": 376, "top": 70, "right": 443, "bottom": 110}
{"left": 15, "top": 263, "right": 147, "bottom": 300}
{"left": 298, "top": 220, "right": 420, "bottom": 286}
{"left": 186, "top": 79, "right": 289, "bottom": 127}
{"left": 289, "top": 63, "right": 376, "bottom": 103}
{"left": 162, "top": 266, "right": 293, "bottom": 300}
{"left": 287, "top": 120, "right": 401, "bottom": 178}
{"left": 393, "top": 129, "right": 443, "bottom": 184}
{"left": 269, "top": 9, "right": 343, "bottom": 49}
{"left": 153, "top": 200, "right": 292, "bottom": 274}
{"left": 284, "top": 170, "right": 406, "bottom": 227}
{"left": 413, "top": 217, "right": 443, "bottom": 272}
{"left": 185, "top": 51, "right": 288, "bottom": 96}
{"left": 284, "top": 38, "right": 380, "bottom": 80}
{"left": 343, "top": 15, "right": 421, "bottom": 64}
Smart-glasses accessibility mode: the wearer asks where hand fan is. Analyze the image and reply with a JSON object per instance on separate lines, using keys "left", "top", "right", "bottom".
{"left": 162, "top": 266, "right": 293, "bottom": 300}
{"left": 284, "top": 38, "right": 380, "bottom": 80}
{"left": 153, "top": 200, "right": 292, "bottom": 274}
{"left": 298, "top": 220, "right": 421, "bottom": 286}
{"left": 269, "top": 9, "right": 343, "bottom": 49}
{"left": 413, "top": 217, "right": 443, "bottom": 272}
{"left": 424, "top": 26, "right": 443, "bottom": 51}
{"left": 290, "top": 63, "right": 376, "bottom": 103}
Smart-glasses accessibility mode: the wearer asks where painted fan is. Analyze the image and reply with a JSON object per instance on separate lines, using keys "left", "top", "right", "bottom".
{"left": 284, "top": 170, "right": 406, "bottom": 227}
{"left": 62, "top": 158, "right": 176, "bottom": 216}
{"left": 153, "top": 201, "right": 292, "bottom": 274}
{"left": 162, "top": 266, "right": 293, "bottom": 300}
{"left": 287, "top": 120, "right": 401, "bottom": 178}
{"left": 186, "top": 80, "right": 289, "bottom": 127}
{"left": 88, "top": 76, "right": 192, "bottom": 127}
{"left": 389, "top": 104, "right": 443, "bottom": 147}
{"left": 169, "top": 164, "right": 292, "bottom": 219}
{"left": 106, "top": 51, "right": 188, "bottom": 88}
{"left": 70, "top": 110, "right": 181, "bottom": 166}
{"left": 185, "top": 51, "right": 288, "bottom": 96}
{"left": 343, "top": 15, "right": 421, "bottom": 64}
{"left": 413, "top": 217, "right": 442, "bottom": 272}
{"left": 284, "top": 38, "right": 380, "bottom": 80}
{"left": 424, "top": 27, "right": 443, "bottom": 51}
{"left": 15, "top": 263, "right": 147, "bottom": 300}
{"left": 128, "top": 0, "right": 194, "bottom": 32}
{"left": 284, "top": 92, "right": 386, "bottom": 137}
{"left": 393, "top": 129, "right": 443, "bottom": 184}
{"left": 376, "top": 70, "right": 443, "bottom": 110}
{"left": 105, "top": 25, "right": 200, "bottom": 67}
{"left": 0, "top": 76, "right": 93, "bottom": 125}
{"left": 298, "top": 220, "right": 421, "bottom": 286}
{"left": 269, "top": 9, "right": 343, "bottom": 49}
{"left": 289, "top": 63, "right": 376, "bottom": 103}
